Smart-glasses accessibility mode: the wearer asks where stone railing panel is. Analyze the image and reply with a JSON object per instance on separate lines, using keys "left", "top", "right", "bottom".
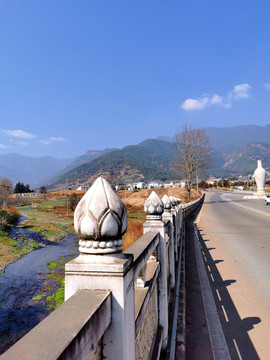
{"left": 135, "top": 284, "right": 158, "bottom": 360}
{"left": 1, "top": 290, "right": 111, "bottom": 360}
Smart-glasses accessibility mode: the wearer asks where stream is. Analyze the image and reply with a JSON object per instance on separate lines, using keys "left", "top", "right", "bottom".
{"left": 8, "top": 214, "right": 53, "bottom": 246}
{"left": 0, "top": 217, "right": 78, "bottom": 355}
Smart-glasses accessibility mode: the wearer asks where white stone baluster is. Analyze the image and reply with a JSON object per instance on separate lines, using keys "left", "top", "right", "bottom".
{"left": 65, "top": 177, "right": 135, "bottom": 360}
{"left": 162, "top": 194, "right": 175, "bottom": 289}
{"left": 175, "top": 198, "right": 182, "bottom": 241}
{"left": 169, "top": 196, "right": 178, "bottom": 258}
{"left": 143, "top": 191, "right": 168, "bottom": 349}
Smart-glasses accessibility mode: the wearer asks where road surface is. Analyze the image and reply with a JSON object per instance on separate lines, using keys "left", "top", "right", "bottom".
{"left": 194, "top": 190, "right": 270, "bottom": 360}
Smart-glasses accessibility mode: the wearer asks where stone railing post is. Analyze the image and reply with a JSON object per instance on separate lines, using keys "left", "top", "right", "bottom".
{"left": 175, "top": 198, "right": 182, "bottom": 241}
{"left": 169, "top": 196, "right": 178, "bottom": 258}
{"left": 143, "top": 191, "right": 168, "bottom": 349}
{"left": 162, "top": 194, "right": 175, "bottom": 289}
{"left": 65, "top": 177, "right": 135, "bottom": 360}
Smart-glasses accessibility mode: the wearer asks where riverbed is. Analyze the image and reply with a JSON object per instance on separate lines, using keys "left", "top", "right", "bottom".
{"left": 0, "top": 233, "right": 78, "bottom": 355}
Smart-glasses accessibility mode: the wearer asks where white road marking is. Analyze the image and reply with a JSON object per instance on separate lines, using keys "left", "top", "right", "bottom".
{"left": 233, "top": 339, "right": 243, "bottom": 360}
{"left": 221, "top": 305, "right": 229, "bottom": 322}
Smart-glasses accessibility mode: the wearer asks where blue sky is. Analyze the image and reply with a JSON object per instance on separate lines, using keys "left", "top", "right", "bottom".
{"left": 1, "top": 1, "right": 270, "bottom": 158}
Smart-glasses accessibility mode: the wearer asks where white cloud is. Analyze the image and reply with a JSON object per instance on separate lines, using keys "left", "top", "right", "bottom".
{"left": 181, "top": 83, "right": 252, "bottom": 111}
{"left": 263, "top": 83, "right": 270, "bottom": 90}
{"left": 181, "top": 98, "right": 207, "bottom": 110}
{"left": 181, "top": 94, "right": 224, "bottom": 111}
{"left": 210, "top": 94, "right": 223, "bottom": 104}
{"left": 2, "top": 129, "right": 36, "bottom": 139}
{"left": 41, "top": 136, "right": 65, "bottom": 145}
{"left": 0, "top": 143, "right": 9, "bottom": 149}
{"left": 50, "top": 137, "right": 65, "bottom": 142}
{"left": 231, "top": 83, "right": 251, "bottom": 99}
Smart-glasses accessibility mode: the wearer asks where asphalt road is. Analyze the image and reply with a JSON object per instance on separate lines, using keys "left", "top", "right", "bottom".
{"left": 195, "top": 190, "right": 270, "bottom": 360}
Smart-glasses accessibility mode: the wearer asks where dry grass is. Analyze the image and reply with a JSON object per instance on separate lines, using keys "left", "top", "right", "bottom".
{"left": 123, "top": 216, "right": 144, "bottom": 250}
{"left": 121, "top": 187, "right": 201, "bottom": 249}
{"left": 1, "top": 205, "right": 20, "bottom": 218}
{"left": 117, "top": 187, "right": 200, "bottom": 211}
{"left": 48, "top": 190, "right": 85, "bottom": 198}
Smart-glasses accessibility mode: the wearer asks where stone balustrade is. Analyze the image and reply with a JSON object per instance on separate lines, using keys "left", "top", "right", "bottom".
{"left": 1, "top": 177, "right": 204, "bottom": 360}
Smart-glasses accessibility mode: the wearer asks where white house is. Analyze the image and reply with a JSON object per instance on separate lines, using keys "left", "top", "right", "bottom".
{"left": 164, "top": 181, "right": 174, "bottom": 188}
{"left": 147, "top": 181, "right": 163, "bottom": 189}
{"left": 132, "top": 182, "right": 145, "bottom": 189}
{"left": 76, "top": 185, "right": 90, "bottom": 191}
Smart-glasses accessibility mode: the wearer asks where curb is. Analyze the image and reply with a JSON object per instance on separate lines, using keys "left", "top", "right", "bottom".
{"left": 175, "top": 232, "right": 186, "bottom": 359}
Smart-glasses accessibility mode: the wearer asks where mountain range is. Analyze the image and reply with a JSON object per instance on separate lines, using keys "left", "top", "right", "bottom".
{"left": 46, "top": 140, "right": 177, "bottom": 189}
{"left": 1, "top": 124, "right": 270, "bottom": 189}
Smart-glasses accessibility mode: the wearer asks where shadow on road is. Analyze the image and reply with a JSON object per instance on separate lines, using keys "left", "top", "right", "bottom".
{"left": 196, "top": 226, "right": 261, "bottom": 360}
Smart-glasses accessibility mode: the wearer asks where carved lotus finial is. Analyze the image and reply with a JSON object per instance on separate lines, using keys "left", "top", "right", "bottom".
{"left": 169, "top": 196, "right": 176, "bottom": 208}
{"left": 144, "top": 191, "right": 164, "bottom": 219}
{"left": 74, "top": 177, "right": 127, "bottom": 254}
{"left": 162, "top": 194, "right": 171, "bottom": 212}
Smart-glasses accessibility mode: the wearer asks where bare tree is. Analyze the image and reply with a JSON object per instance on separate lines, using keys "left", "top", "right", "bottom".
{"left": 0, "top": 177, "right": 13, "bottom": 206}
{"left": 39, "top": 186, "right": 47, "bottom": 200}
{"left": 173, "top": 124, "right": 211, "bottom": 200}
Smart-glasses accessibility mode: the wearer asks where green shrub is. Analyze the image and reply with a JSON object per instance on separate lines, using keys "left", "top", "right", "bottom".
{"left": 0, "top": 208, "right": 19, "bottom": 231}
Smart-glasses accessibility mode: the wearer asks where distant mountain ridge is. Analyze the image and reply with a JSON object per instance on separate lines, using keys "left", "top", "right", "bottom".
{"left": 0, "top": 153, "right": 73, "bottom": 188}
{"left": 47, "top": 140, "right": 178, "bottom": 189}
{"left": 2, "top": 124, "right": 270, "bottom": 189}
{"left": 158, "top": 124, "right": 270, "bottom": 153}
{"left": 45, "top": 148, "right": 117, "bottom": 186}
{"left": 205, "top": 124, "right": 270, "bottom": 153}
{"left": 221, "top": 142, "right": 270, "bottom": 174}
{"left": 0, "top": 148, "right": 117, "bottom": 188}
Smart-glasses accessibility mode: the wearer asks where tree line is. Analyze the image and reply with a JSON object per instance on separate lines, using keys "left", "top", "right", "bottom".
{"left": 14, "top": 181, "right": 33, "bottom": 194}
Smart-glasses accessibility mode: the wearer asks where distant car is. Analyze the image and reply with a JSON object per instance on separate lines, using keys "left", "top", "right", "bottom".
{"left": 265, "top": 195, "right": 270, "bottom": 205}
